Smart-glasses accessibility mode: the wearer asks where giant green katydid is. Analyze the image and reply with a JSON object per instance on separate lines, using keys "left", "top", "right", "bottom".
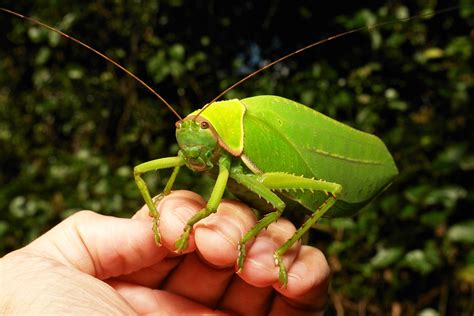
{"left": 134, "top": 96, "right": 397, "bottom": 286}
{"left": 1, "top": 7, "right": 458, "bottom": 286}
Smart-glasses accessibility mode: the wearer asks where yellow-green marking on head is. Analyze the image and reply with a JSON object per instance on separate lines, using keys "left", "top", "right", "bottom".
{"left": 189, "top": 99, "right": 246, "bottom": 156}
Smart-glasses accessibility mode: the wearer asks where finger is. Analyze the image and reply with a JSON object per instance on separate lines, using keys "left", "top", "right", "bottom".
{"left": 270, "top": 297, "right": 325, "bottom": 316}
{"left": 238, "top": 218, "right": 301, "bottom": 287}
{"left": 131, "top": 202, "right": 152, "bottom": 220}
{"left": 123, "top": 191, "right": 255, "bottom": 289}
{"left": 162, "top": 252, "right": 234, "bottom": 307}
{"left": 271, "top": 246, "right": 329, "bottom": 313}
{"left": 194, "top": 199, "right": 257, "bottom": 267}
{"left": 23, "top": 210, "right": 169, "bottom": 279}
{"left": 110, "top": 281, "right": 227, "bottom": 315}
{"left": 218, "top": 274, "right": 274, "bottom": 316}
{"left": 110, "top": 256, "right": 182, "bottom": 288}
{"left": 114, "top": 191, "right": 206, "bottom": 287}
{"left": 157, "top": 190, "right": 207, "bottom": 253}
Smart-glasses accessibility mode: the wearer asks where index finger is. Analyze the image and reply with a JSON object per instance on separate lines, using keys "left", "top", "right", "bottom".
{"left": 22, "top": 210, "right": 170, "bottom": 279}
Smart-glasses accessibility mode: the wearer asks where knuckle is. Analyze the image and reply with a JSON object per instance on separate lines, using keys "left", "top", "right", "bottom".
{"left": 67, "top": 210, "right": 98, "bottom": 223}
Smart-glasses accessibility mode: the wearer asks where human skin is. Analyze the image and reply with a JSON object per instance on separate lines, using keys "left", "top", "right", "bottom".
{"left": 0, "top": 190, "right": 330, "bottom": 315}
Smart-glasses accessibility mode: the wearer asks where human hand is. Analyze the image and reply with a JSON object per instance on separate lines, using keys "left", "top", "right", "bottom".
{"left": 0, "top": 190, "right": 329, "bottom": 315}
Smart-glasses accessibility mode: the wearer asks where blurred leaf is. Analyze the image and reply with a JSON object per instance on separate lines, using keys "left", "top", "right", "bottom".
{"left": 169, "top": 44, "right": 185, "bottom": 60}
{"left": 47, "top": 31, "right": 61, "bottom": 47}
{"left": 415, "top": 47, "right": 444, "bottom": 63}
{"left": 0, "top": 221, "right": 8, "bottom": 237}
{"left": 433, "top": 143, "right": 468, "bottom": 171}
{"left": 447, "top": 221, "right": 474, "bottom": 244}
{"left": 67, "top": 66, "right": 84, "bottom": 80}
{"left": 420, "top": 211, "right": 447, "bottom": 227}
{"left": 460, "top": 155, "right": 474, "bottom": 171}
{"left": 445, "top": 37, "right": 472, "bottom": 59}
{"left": 28, "top": 26, "right": 46, "bottom": 42}
{"left": 404, "top": 185, "right": 431, "bottom": 204}
{"left": 370, "top": 247, "right": 404, "bottom": 268}
{"left": 35, "top": 47, "right": 51, "bottom": 65}
{"left": 403, "top": 249, "right": 434, "bottom": 275}
{"left": 456, "top": 265, "right": 474, "bottom": 284}
{"left": 424, "top": 241, "right": 441, "bottom": 268}
{"left": 329, "top": 218, "right": 355, "bottom": 230}
{"left": 32, "top": 68, "right": 52, "bottom": 88}
{"left": 424, "top": 186, "right": 466, "bottom": 209}
{"left": 417, "top": 308, "right": 439, "bottom": 316}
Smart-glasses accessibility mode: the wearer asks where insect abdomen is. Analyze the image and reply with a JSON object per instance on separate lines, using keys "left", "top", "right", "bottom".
{"left": 240, "top": 95, "right": 398, "bottom": 217}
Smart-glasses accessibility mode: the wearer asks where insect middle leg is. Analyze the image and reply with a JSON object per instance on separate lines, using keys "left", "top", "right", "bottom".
{"left": 174, "top": 155, "right": 231, "bottom": 252}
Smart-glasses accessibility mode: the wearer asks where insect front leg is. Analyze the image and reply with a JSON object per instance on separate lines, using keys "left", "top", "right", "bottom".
{"left": 134, "top": 156, "right": 185, "bottom": 245}
{"left": 174, "top": 155, "right": 231, "bottom": 252}
{"left": 260, "top": 172, "right": 342, "bottom": 287}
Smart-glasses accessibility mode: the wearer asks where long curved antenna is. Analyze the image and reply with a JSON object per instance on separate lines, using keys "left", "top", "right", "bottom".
{"left": 195, "top": 5, "right": 459, "bottom": 118}
{"left": 1, "top": 7, "right": 183, "bottom": 121}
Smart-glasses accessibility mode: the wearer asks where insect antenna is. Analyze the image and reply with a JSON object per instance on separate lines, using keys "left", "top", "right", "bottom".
{"left": 194, "top": 5, "right": 459, "bottom": 119}
{"left": 0, "top": 7, "right": 183, "bottom": 121}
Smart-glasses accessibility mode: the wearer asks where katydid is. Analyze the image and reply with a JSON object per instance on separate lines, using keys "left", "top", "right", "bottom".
{"left": 1, "top": 7, "right": 458, "bottom": 287}
{"left": 135, "top": 96, "right": 397, "bottom": 286}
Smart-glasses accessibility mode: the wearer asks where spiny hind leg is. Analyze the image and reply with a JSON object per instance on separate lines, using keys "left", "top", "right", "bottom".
{"left": 257, "top": 172, "right": 342, "bottom": 286}
{"left": 274, "top": 194, "right": 338, "bottom": 287}
{"left": 229, "top": 169, "right": 286, "bottom": 272}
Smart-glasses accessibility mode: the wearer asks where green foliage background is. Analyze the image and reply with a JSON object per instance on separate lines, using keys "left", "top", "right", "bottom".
{"left": 0, "top": 1, "right": 473, "bottom": 314}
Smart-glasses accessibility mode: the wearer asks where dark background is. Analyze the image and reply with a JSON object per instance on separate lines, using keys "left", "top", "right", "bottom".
{"left": 0, "top": 0, "right": 473, "bottom": 314}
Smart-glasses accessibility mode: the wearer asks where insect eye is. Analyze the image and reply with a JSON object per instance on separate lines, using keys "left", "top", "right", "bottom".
{"left": 200, "top": 121, "right": 209, "bottom": 129}
{"left": 175, "top": 121, "right": 182, "bottom": 129}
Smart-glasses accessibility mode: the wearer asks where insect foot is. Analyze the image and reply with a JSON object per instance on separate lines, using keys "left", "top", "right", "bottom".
{"left": 152, "top": 217, "right": 161, "bottom": 246}
{"left": 274, "top": 252, "right": 289, "bottom": 288}
{"left": 175, "top": 227, "right": 191, "bottom": 253}
{"left": 152, "top": 192, "right": 167, "bottom": 206}
{"left": 236, "top": 242, "right": 246, "bottom": 273}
